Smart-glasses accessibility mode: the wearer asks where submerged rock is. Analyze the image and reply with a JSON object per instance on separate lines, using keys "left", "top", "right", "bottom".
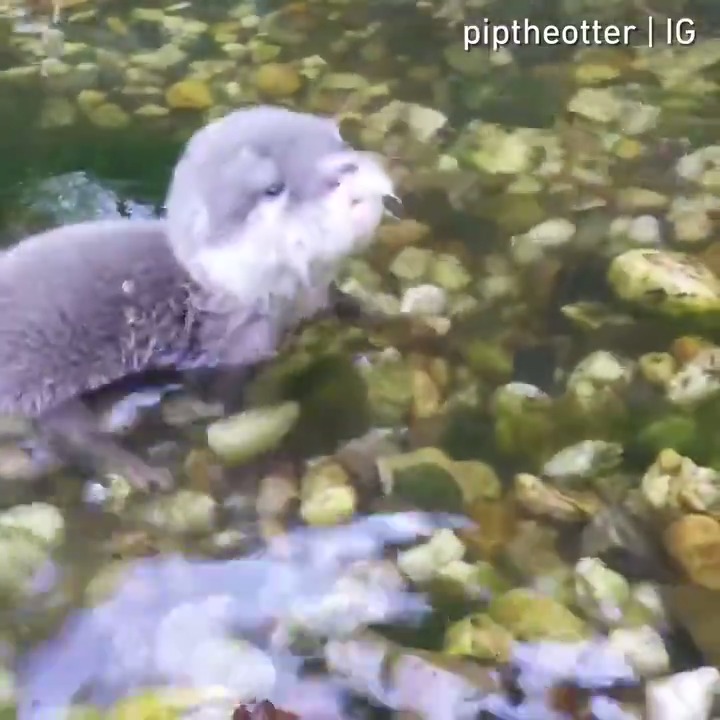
{"left": 641, "top": 449, "right": 720, "bottom": 515}
{"left": 444, "top": 613, "right": 514, "bottom": 662}
{"left": 608, "top": 249, "right": 720, "bottom": 317}
{"left": 299, "top": 459, "right": 357, "bottom": 527}
{"left": 206, "top": 402, "right": 300, "bottom": 465}
{"left": 514, "top": 472, "right": 601, "bottom": 523}
{"left": 377, "top": 446, "right": 501, "bottom": 513}
{"left": 253, "top": 62, "right": 301, "bottom": 97}
{"left": 573, "top": 557, "right": 630, "bottom": 626}
{"left": 542, "top": 440, "right": 623, "bottom": 486}
{"left": 488, "top": 588, "right": 588, "bottom": 641}
{"left": 165, "top": 78, "right": 213, "bottom": 109}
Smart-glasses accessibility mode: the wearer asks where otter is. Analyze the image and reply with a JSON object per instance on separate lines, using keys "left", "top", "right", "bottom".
{"left": 0, "top": 105, "right": 397, "bottom": 490}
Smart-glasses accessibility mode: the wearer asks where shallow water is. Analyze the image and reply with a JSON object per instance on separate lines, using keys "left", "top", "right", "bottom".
{"left": 2, "top": 0, "right": 720, "bottom": 717}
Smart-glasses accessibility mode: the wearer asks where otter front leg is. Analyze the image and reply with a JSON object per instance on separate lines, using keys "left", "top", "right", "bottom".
{"left": 35, "top": 399, "right": 173, "bottom": 491}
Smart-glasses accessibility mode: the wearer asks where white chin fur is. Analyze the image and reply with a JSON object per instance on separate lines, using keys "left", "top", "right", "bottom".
{"left": 193, "top": 157, "right": 393, "bottom": 324}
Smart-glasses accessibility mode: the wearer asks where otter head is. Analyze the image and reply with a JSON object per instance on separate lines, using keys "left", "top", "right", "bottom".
{"left": 164, "top": 105, "right": 395, "bottom": 317}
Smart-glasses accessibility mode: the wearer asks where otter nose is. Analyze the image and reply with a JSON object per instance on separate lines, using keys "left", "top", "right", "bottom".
{"left": 383, "top": 193, "right": 404, "bottom": 219}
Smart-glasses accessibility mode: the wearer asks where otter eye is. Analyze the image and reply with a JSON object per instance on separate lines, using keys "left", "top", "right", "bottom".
{"left": 264, "top": 182, "right": 285, "bottom": 198}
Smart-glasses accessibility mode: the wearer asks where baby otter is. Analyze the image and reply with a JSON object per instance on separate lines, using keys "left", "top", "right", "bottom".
{"left": 0, "top": 105, "right": 396, "bottom": 489}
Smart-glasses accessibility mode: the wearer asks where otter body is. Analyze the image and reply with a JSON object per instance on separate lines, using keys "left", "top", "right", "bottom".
{"left": 0, "top": 218, "right": 284, "bottom": 417}
{"left": 0, "top": 106, "right": 395, "bottom": 489}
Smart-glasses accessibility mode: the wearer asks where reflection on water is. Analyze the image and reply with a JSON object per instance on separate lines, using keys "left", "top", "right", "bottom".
{"left": 19, "top": 513, "right": 443, "bottom": 717}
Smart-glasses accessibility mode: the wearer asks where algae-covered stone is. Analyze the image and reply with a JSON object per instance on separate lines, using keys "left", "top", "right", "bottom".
{"left": 0, "top": 526, "right": 53, "bottom": 603}
{"left": 542, "top": 440, "right": 623, "bottom": 486}
{"left": 566, "top": 350, "right": 634, "bottom": 413}
{"left": 76, "top": 87, "right": 105, "bottom": 107}
{"left": 492, "top": 382, "right": 555, "bottom": 463}
{"left": 390, "top": 246, "right": 433, "bottom": 283}
{"left": 573, "top": 557, "right": 631, "bottom": 626}
{"left": 469, "top": 124, "right": 536, "bottom": 176}
{"left": 489, "top": 588, "right": 588, "bottom": 641}
{"left": 0, "top": 502, "right": 64, "bottom": 548}
{"left": 135, "top": 104, "right": 170, "bottom": 118}
{"left": 511, "top": 218, "right": 576, "bottom": 265}
{"left": 253, "top": 62, "right": 301, "bottom": 97}
{"left": 637, "top": 414, "right": 698, "bottom": 457}
{"left": 434, "top": 559, "right": 509, "bottom": 601}
{"left": 133, "top": 44, "right": 186, "bottom": 70}
{"left": 378, "top": 446, "right": 501, "bottom": 513}
{"left": 609, "top": 626, "right": 670, "bottom": 677}
{"left": 299, "top": 459, "right": 356, "bottom": 526}
{"left": 377, "top": 218, "right": 431, "bottom": 248}
{"left": 165, "top": 79, "right": 213, "bottom": 109}
{"left": 568, "top": 87, "right": 622, "bottom": 123}
{"left": 514, "top": 472, "right": 600, "bottom": 523}
{"left": 639, "top": 352, "right": 677, "bottom": 386}
{"left": 429, "top": 253, "right": 471, "bottom": 292}
{"left": 207, "top": 402, "right": 300, "bottom": 465}
{"left": 444, "top": 613, "right": 513, "bottom": 662}
{"left": 608, "top": 249, "right": 720, "bottom": 317}
{"left": 362, "top": 358, "right": 414, "bottom": 426}
{"left": 397, "top": 529, "right": 465, "bottom": 583}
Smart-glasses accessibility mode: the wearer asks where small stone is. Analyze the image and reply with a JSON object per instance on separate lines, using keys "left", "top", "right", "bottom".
{"left": 471, "top": 125, "right": 535, "bottom": 175}
{"left": 627, "top": 215, "right": 661, "bottom": 246}
{"left": 207, "top": 402, "right": 300, "bottom": 466}
{"left": 400, "top": 284, "right": 447, "bottom": 316}
{"left": 542, "top": 440, "right": 623, "bottom": 485}
{"left": 639, "top": 352, "right": 676, "bottom": 386}
{"left": 390, "top": 246, "right": 433, "bottom": 282}
{"left": 165, "top": 78, "right": 213, "bottom": 109}
{"left": 444, "top": 614, "right": 514, "bottom": 662}
{"left": 429, "top": 253, "right": 471, "bottom": 292}
{"left": 299, "top": 460, "right": 356, "bottom": 526}
{"left": 133, "top": 44, "right": 186, "bottom": 70}
{"left": 376, "top": 219, "right": 430, "bottom": 248}
{"left": 135, "top": 103, "right": 170, "bottom": 118}
{"left": 512, "top": 218, "right": 576, "bottom": 264}
{"left": 253, "top": 63, "right": 301, "bottom": 97}
{"left": 568, "top": 87, "right": 623, "bottom": 123}
{"left": 76, "top": 88, "right": 106, "bottom": 113}
{"left": 85, "top": 102, "right": 130, "bottom": 129}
